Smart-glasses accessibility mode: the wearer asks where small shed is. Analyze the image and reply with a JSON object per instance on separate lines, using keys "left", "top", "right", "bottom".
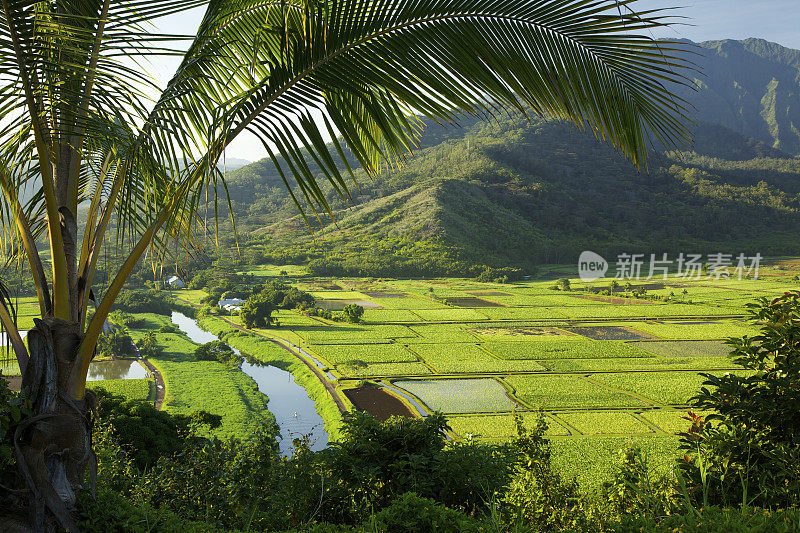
{"left": 167, "top": 275, "right": 185, "bottom": 289}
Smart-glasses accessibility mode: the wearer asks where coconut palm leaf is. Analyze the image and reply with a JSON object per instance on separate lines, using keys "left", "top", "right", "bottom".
{"left": 1, "top": 0, "right": 693, "bottom": 390}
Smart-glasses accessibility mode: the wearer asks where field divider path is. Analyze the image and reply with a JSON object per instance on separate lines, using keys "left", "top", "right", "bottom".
{"left": 342, "top": 366, "right": 739, "bottom": 380}
{"left": 174, "top": 297, "right": 350, "bottom": 415}
{"left": 334, "top": 314, "right": 749, "bottom": 327}
{"left": 131, "top": 343, "right": 165, "bottom": 410}
{"left": 632, "top": 412, "right": 670, "bottom": 435}
{"left": 140, "top": 357, "right": 165, "bottom": 410}
{"left": 580, "top": 374, "right": 664, "bottom": 408}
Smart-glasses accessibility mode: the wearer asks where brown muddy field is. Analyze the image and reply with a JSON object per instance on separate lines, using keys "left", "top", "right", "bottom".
{"left": 344, "top": 386, "right": 415, "bottom": 421}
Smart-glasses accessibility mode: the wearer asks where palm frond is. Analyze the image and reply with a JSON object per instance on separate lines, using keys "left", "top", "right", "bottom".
{"left": 145, "top": 0, "right": 692, "bottom": 229}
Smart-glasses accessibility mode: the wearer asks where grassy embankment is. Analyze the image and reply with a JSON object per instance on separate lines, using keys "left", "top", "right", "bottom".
{"left": 127, "top": 313, "right": 275, "bottom": 439}
{"left": 198, "top": 313, "right": 345, "bottom": 441}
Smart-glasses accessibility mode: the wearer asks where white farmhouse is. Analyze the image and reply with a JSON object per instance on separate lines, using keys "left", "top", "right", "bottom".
{"left": 166, "top": 275, "right": 185, "bottom": 289}
{"left": 218, "top": 298, "right": 246, "bottom": 311}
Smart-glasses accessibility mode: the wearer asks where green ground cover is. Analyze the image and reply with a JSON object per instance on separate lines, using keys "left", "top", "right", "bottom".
{"left": 12, "top": 297, "right": 39, "bottom": 330}
{"left": 557, "top": 306, "right": 639, "bottom": 318}
{"left": 624, "top": 304, "right": 746, "bottom": 318}
{"left": 126, "top": 313, "right": 275, "bottom": 440}
{"left": 505, "top": 375, "right": 650, "bottom": 409}
{"left": 308, "top": 290, "right": 371, "bottom": 299}
{"left": 556, "top": 411, "right": 655, "bottom": 436}
{"left": 364, "top": 296, "right": 449, "bottom": 310}
{"left": 640, "top": 409, "right": 694, "bottom": 435}
{"left": 394, "top": 378, "right": 520, "bottom": 413}
{"left": 533, "top": 294, "right": 613, "bottom": 306}
{"left": 589, "top": 371, "right": 728, "bottom": 406}
{"left": 337, "top": 361, "right": 432, "bottom": 377}
{"left": 484, "top": 339, "right": 652, "bottom": 360}
{"left": 447, "top": 413, "right": 571, "bottom": 438}
{"left": 406, "top": 324, "right": 481, "bottom": 343}
{"left": 413, "top": 308, "right": 490, "bottom": 321}
{"left": 632, "top": 340, "right": 733, "bottom": 358}
{"left": 469, "top": 326, "right": 574, "bottom": 342}
{"left": 170, "top": 289, "right": 207, "bottom": 305}
{"left": 362, "top": 309, "right": 422, "bottom": 323}
{"left": 550, "top": 435, "right": 680, "bottom": 488}
{"left": 90, "top": 378, "right": 153, "bottom": 402}
{"left": 543, "top": 356, "right": 737, "bottom": 372}
{"left": 478, "top": 307, "right": 567, "bottom": 320}
{"left": 308, "top": 343, "right": 418, "bottom": 365}
{"left": 631, "top": 321, "right": 757, "bottom": 339}
{"left": 295, "top": 324, "right": 417, "bottom": 343}
{"left": 410, "top": 343, "right": 546, "bottom": 373}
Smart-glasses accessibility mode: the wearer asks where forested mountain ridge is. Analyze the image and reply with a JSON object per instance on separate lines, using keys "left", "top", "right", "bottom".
{"left": 679, "top": 38, "right": 800, "bottom": 155}
{"left": 217, "top": 39, "right": 800, "bottom": 276}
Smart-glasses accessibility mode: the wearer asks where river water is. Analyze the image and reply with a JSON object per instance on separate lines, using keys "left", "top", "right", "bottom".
{"left": 170, "top": 311, "right": 328, "bottom": 454}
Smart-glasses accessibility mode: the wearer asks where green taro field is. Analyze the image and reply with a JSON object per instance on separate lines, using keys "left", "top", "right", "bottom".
{"left": 207, "top": 270, "right": 800, "bottom": 487}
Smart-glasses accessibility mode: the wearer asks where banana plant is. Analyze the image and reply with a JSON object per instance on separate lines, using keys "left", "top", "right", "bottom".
{"left": 0, "top": 0, "right": 691, "bottom": 529}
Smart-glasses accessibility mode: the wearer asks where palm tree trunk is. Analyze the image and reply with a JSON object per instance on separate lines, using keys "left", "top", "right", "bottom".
{"left": 6, "top": 319, "right": 96, "bottom": 533}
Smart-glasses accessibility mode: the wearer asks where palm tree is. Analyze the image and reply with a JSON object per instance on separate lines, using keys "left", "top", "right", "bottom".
{"left": 0, "top": 0, "right": 691, "bottom": 529}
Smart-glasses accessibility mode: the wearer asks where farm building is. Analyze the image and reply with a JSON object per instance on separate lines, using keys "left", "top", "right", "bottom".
{"left": 218, "top": 298, "right": 246, "bottom": 311}
{"left": 167, "top": 275, "right": 185, "bottom": 289}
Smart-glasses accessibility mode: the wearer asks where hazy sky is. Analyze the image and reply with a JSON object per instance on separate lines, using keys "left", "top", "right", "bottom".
{"left": 152, "top": 1, "right": 800, "bottom": 161}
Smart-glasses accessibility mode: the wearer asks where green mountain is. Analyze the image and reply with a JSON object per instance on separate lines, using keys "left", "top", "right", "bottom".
{"left": 218, "top": 39, "right": 800, "bottom": 276}
{"left": 678, "top": 39, "right": 800, "bottom": 155}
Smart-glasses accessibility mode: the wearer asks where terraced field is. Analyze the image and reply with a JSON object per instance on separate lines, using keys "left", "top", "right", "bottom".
{"left": 177, "top": 272, "right": 795, "bottom": 486}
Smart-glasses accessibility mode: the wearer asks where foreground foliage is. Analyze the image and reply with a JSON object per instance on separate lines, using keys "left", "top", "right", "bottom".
{"left": 680, "top": 290, "right": 800, "bottom": 508}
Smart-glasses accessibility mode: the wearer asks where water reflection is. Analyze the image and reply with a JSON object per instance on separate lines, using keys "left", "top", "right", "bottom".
{"left": 170, "top": 311, "right": 329, "bottom": 453}
{"left": 87, "top": 359, "right": 150, "bottom": 381}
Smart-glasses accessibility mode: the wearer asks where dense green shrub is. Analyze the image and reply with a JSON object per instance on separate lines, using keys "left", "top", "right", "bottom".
{"left": 193, "top": 341, "right": 241, "bottom": 365}
{"left": 616, "top": 506, "right": 800, "bottom": 533}
{"left": 502, "top": 415, "right": 604, "bottom": 531}
{"left": 0, "top": 374, "right": 29, "bottom": 485}
{"left": 370, "top": 492, "right": 484, "bottom": 533}
{"left": 240, "top": 292, "right": 276, "bottom": 328}
{"left": 476, "top": 266, "right": 525, "bottom": 283}
{"left": 93, "top": 389, "right": 221, "bottom": 469}
{"left": 78, "top": 487, "right": 219, "bottom": 533}
{"left": 96, "top": 328, "right": 136, "bottom": 359}
{"left": 681, "top": 291, "right": 800, "bottom": 507}
{"left": 257, "top": 281, "right": 315, "bottom": 310}
{"left": 135, "top": 331, "right": 162, "bottom": 358}
{"left": 342, "top": 304, "right": 364, "bottom": 324}
{"left": 115, "top": 289, "right": 174, "bottom": 315}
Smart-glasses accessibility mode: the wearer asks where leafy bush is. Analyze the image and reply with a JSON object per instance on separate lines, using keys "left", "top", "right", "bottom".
{"left": 193, "top": 341, "right": 241, "bottom": 365}
{"left": 0, "top": 373, "right": 30, "bottom": 484}
{"left": 476, "top": 266, "right": 524, "bottom": 283}
{"left": 115, "top": 289, "right": 174, "bottom": 315}
{"left": 240, "top": 292, "right": 276, "bottom": 328}
{"left": 681, "top": 291, "right": 800, "bottom": 508}
{"left": 342, "top": 304, "right": 365, "bottom": 323}
{"left": 97, "top": 328, "right": 136, "bottom": 359}
{"left": 257, "top": 281, "right": 315, "bottom": 310}
{"left": 93, "top": 389, "right": 221, "bottom": 470}
{"left": 371, "top": 492, "right": 483, "bottom": 532}
{"left": 136, "top": 332, "right": 162, "bottom": 359}
{"left": 501, "top": 415, "right": 604, "bottom": 531}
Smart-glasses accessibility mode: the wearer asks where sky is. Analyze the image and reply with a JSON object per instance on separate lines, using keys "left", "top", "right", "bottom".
{"left": 152, "top": 1, "right": 800, "bottom": 161}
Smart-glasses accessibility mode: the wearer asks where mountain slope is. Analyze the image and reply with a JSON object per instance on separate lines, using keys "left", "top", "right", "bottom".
{"left": 677, "top": 38, "right": 800, "bottom": 155}
{"left": 217, "top": 39, "right": 800, "bottom": 275}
